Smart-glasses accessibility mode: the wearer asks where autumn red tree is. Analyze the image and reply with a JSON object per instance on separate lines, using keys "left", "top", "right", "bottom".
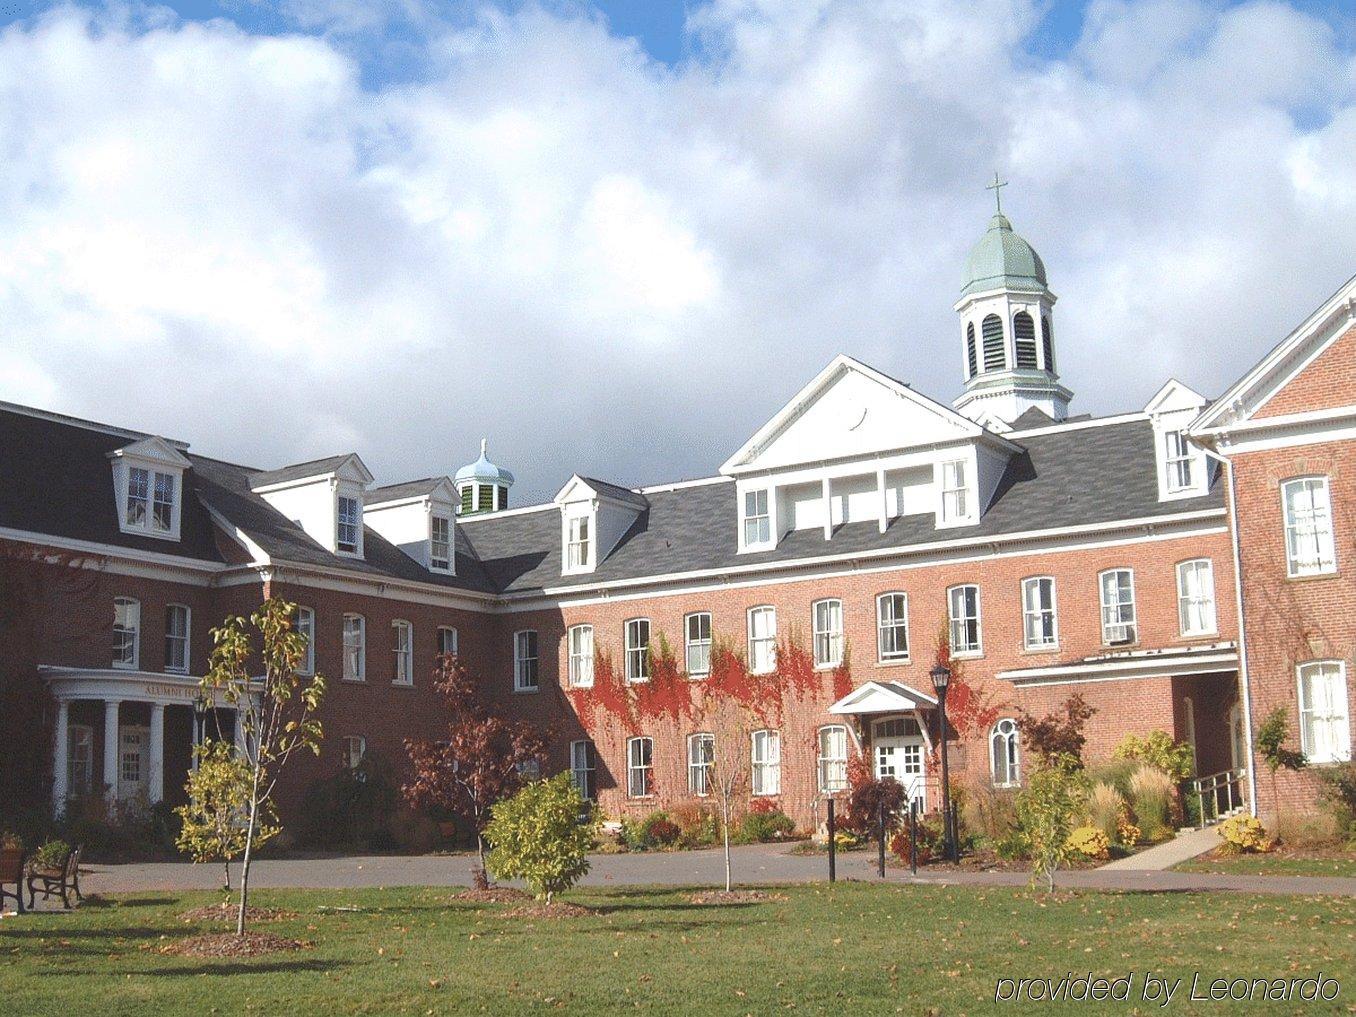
{"left": 1016, "top": 693, "right": 1097, "bottom": 766}
{"left": 403, "top": 655, "right": 546, "bottom": 883}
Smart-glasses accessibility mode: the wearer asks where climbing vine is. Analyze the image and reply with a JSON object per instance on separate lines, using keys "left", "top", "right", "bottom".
{"left": 932, "top": 624, "right": 1003, "bottom": 739}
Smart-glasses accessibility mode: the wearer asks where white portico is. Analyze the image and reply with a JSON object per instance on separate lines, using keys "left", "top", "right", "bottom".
{"left": 829, "top": 680, "right": 939, "bottom": 811}
{"left": 41, "top": 667, "right": 245, "bottom": 817}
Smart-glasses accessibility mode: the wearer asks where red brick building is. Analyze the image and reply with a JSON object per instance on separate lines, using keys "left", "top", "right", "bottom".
{"left": 2, "top": 210, "right": 1349, "bottom": 837}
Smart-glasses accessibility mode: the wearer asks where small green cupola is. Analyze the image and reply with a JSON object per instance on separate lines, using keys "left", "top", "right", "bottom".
{"left": 455, "top": 438, "right": 514, "bottom": 515}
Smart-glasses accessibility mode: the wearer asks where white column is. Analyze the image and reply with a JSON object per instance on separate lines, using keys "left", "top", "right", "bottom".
{"left": 52, "top": 699, "right": 70, "bottom": 817}
{"left": 103, "top": 700, "right": 121, "bottom": 803}
{"left": 148, "top": 702, "right": 165, "bottom": 804}
{"left": 822, "top": 476, "right": 832, "bottom": 540}
{"left": 877, "top": 467, "right": 889, "bottom": 534}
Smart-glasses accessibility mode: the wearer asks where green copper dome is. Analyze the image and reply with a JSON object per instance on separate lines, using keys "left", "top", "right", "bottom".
{"left": 961, "top": 212, "right": 1047, "bottom": 297}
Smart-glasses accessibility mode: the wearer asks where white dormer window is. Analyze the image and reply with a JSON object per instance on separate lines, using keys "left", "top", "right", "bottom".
{"left": 430, "top": 514, "right": 452, "bottom": 571}
{"left": 1165, "top": 431, "right": 1193, "bottom": 492}
{"left": 941, "top": 460, "right": 968, "bottom": 521}
{"left": 337, "top": 495, "right": 361, "bottom": 555}
{"left": 743, "top": 489, "right": 771, "bottom": 547}
{"left": 567, "top": 516, "right": 591, "bottom": 570}
{"left": 112, "top": 436, "right": 190, "bottom": 541}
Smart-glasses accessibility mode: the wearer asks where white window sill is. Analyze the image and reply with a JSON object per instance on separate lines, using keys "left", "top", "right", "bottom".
{"left": 569, "top": 682, "right": 595, "bottom": 690}
{"left": 751, "top": 791, "right": 780, "bottom": 798}
{"left": 687, "top": 672, "right": 710, "bottom": 681}
{"left": 876, "top": 656, "right": 911, "bottom": 667}
{"left": 626, "top": 678, "right": 651, "bottom": 686}
{"left": 1021, "top": 643, "right": 1059, "bottom": 655}
{"left": 1180, "top": 630, "right": 1219, "bottom": 640}
{"left": 112, "top": 661, "right": 138, "bottom": 671}
{"left": 391, "top": 680, "right": 415, "bottom": 688}
{"left": 814, "top": 663, "right": 843, "bottom": 672}
{"left": 342, "top": 676, "right": 366, "bottom": 683}
{"left": 951, "top": 650, "right": 983, "bottom": 660}
{"left": 513, "top": 687, "right": 540, "bottom": 695}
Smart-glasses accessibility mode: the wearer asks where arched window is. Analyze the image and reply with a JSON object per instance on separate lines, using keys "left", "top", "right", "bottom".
{"left": 981, "top": 314, "right": 1005, "bottom": 371}
{"left": 1014, "top": 311, "right": 1038, "bottom": 369}
{"left": 990, "top": 718, "right": 1020, "bottom": 787}
{"left": 965, "top": 321, "right": 978, "bottom": 377}
{"left": 1041, "top": 315, "right": 1054, "bottom": 371}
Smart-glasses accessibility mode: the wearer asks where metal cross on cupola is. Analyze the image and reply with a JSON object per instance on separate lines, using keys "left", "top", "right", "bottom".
{"left": 986, "top": 171, "right": 1008, "bottom": 213}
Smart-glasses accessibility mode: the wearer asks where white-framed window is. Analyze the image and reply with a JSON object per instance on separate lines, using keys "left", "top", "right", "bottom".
{"left": 688, "top": 733, "right": 714, "bottom": 796}
{"left": 514, "top": 629, "right": 539, "bottom": 692}
{"left": 624, "top": 618, "right": 650, "bottom": 684}
{"left": 343, "top": 735, "right": 366, "bottom": 770}
{"left": 1099, "top": 569, "right": 1137, "bottom": 645}
{"left": 337, "top": 494, "right": 361, "bottom": 554}
{"left": 1021, "top": 577, "right": 1057, "bottom": 650}
{"left": 1165, "top": 430, "right": 1194, "bottom": 492}
{"left": 570, "top": 740, "right": 597, "bottom": 800}
{"left": 1176, "top": 559, "right": 1217, "bottom": 636}
{"left": 164, "top": 604, "right": 190, "bottom": 673}
{"left": 817, "top": 725, "right": 848, "bottom": 793}
{"left": 342, "top": 613, "right": 366, "bottom": 681}
{"left": 751, "top": 729, "right": 781, "bottom": 796}
{"left": 392, "top": 620, "right": 413, "bottom": 685}
{"left": 876, "top": 592, "right": 909, "bottom": 662}
{"left": 743, "top": 489, "right": 771, "bottom": 547}
{"left": 685, "top": 612, "right": 712, "bottom": 677}
{"left": 121, "top": 730, "right": 142, "bottom": 783}
{"left": 747, "top": 606, "right": 777, "bottom": 674}
{"left": 627, "top": 736, "right": 654, "bottom": 797}
{"left": 124, "top": 466, "right": 178, "bottom": 535}
{"left": 941, "top": 459, "right": 968, "bottom": 521}
{"left": 568, "top": 624, "right": 595, "bottom": 688}
{"left": 113, "top": 597, "right": 140, "bottom": 669}
{"left": 68, "top": 724, "right": 93, "bottom": 796}
{"left": 947, "top": 585, "right": 981, "bottom": 656}
{"left": 1282, "top": 477, "right": 1337, "bottom": 577}
{"left": 1297, "top": 661, "right": 1351, "bottom": 764}
{"left": 438, "top": 625, "right": 458, "bottom": 658}
{"left": 812, "top": 598, "right": 844, "bottom": 669}
{"left": 516, "top": 758, "right": 542, "bottom": 782}
{"left": 296, "top": 607, "right": 315, "bottom": 674}
{"left": 990, "top": 718, "right": 1020, "bottom": 787}
{"left": 567, "top": 515, "right": 591, "bottom": 569}
{"left": 430, "top": 514, "right": 452, "bottom": 571}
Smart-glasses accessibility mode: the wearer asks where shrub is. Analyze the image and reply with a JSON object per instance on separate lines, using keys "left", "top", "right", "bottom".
{"left": 962, "top": 784, "right": 1019, "bottom": 844}
{"left": 667, "top": 802, "right": 719, "bottom": 847}
{"left": 1015, "top": 756, "right": 1090, "bottom": 891}
{"left": 843, "top": 757, "right": 907, "bottom": 834}
{"left": 1113, "top": 731, "right": 1194, "bottom": 782}
{"left": 1016, "top": 695, "right": 1096, "bottom": 766}
{"left": 644, "top": 816, "right": 682, "bottom": 847}
{"left": 889, "top": 815, "right": 946, "bottom": 866}
{"left": 832, "top": 829, "right": 859, "bottom": 852}
{"left": 1316, "top": 761, "right": 1356, "bottom": 838}
{"left": 298, "top": 754, "right": 398, "bottom": 849}
{"left": 741, "top": 809, "right": 795, "bottom": 843}
{"left": 994, "top": 829, "right": 1031, "bottom": 861}
{"left": 1065, "top": 825, "right": 1110, "bottom": 860}
{"left": 0, "top": 832, "right": 21, "bottom": 851}
{"left": 485, "top": 773, "right": 599, "bottom": 902}
{"left": 748, "top": 797, "right": 777, "bottom": 815}
{"left": 1085, "top": 782, "right": 1139, "bottom": 847}
{"left": 1219, "top": 815, "right": 1272, "bottom": 854}
{"left": 1128, "top": 766, "right": 1175, "bottom": 841}
{"left": 1273, "top": 810, "right": 1343, "bottom": 849}
{"left": 1084, "top": 758, "right": 1138, "bottom": 800}
{"left": 33, "top": 838, "right": 71, "bottom": 870}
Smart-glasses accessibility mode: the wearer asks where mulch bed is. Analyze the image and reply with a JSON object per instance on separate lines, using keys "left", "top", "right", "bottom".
{"left": 452, "top": 887, "right": 532, "bottom": 904}
{"left": 498, "top": 902, "right": 597, "bottom": 919}
{"left": 178, "top": 903, "right": 295, "bottom": 923}
{"left": 162, "top": 931, "right": 305, "bottom": 958}
{"left": 687, "top": 890, "right": 786, "bottom": 905}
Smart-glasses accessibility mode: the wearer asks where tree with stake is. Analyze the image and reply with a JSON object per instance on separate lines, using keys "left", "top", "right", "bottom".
{"left": 175, "top": 739, "right": 273, "bottom": 892}
{"left": 705, "top": 710, "right": 752, "bottom": 893}
{"left": 201, "top": 597, "right": 326, "bottom": 935}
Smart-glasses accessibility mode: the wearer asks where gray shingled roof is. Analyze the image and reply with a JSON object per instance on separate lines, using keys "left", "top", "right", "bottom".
{"left": 248, "top": 455, "right": 355, "bottom": 489}
{"left": 575, "top": 476, "right": 650, "bottom": 511}
{"left": 364, "top": 478, "right": 450, "bottom": 504}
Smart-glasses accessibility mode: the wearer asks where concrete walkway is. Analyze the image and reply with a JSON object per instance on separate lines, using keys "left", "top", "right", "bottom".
{"left": 1099, "top": 824, "right": 1222, "bottom": 871}
{"left": 74, "top": 843, "right": 1356, "bottom": 899}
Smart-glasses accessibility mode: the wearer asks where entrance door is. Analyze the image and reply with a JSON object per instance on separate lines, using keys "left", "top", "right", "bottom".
{"left": 118, "top": 726, "right": 150, "bottom": 802}
{"left": 873, "top": 717, "right": 927, "bottom": 812}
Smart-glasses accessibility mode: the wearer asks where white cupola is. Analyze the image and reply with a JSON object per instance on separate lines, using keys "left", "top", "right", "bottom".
{"left": 454, "top": 439, "right": 514, "bottom": 516}
{"left": 952, "top": 177, "right": 1071, "bottom": 428}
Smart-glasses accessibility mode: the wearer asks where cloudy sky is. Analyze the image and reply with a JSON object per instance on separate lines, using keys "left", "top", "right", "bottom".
{"left": 1, "top": 1, "right": 1354, "bottom": 502}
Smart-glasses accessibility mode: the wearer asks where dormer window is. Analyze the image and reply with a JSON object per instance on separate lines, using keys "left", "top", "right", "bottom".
{"left": 743, "top": 490, "right": 771, "bottom": 547}
{"left": 941, "top": 460, "right": 968, "bottom": 521}
{"left": 1165, "top": 431, "right": 1193, "bottom": 492}
{"left": 430, "top": 515, "right": 452, "bottom": 571}
{"left": 337, "top": 495, "right": 361, "bottom": 555}
{"left": 112, "top": 437, "right": 190, "bottom": 541}
{"left": 567, "top": 516, "right": 591, "bottom": 569}
{"left": 125, "top": 467, "right": 177, "bottom": 534}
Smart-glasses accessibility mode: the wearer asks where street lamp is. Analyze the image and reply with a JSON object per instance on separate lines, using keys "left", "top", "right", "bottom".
{"left": 929, "top": 662, "right": 956, "bottom": 861}
{"left": 191, "top": 690, "right": 209, "bottom": 770}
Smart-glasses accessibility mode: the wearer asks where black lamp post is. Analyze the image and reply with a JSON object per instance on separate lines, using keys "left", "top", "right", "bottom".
{"left": 929, "top": 662, "right": 955, "bottom": 861}
{"left": 191, "top": 690, "right": 209, "bottom": 770}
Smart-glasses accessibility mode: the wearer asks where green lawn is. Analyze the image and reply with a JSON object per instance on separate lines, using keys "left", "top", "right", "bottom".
{"left": 1, "top": 884, "right": 1352, "bottom": 1016}
{"left": 1176, "top": 852, "right": 1356, "bottom": 877}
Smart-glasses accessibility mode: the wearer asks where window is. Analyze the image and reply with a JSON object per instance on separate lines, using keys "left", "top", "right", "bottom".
{"left": 516, "top": 758, "right": 542, "bottom": 782}
{"left": 567, "top": 515, "right": 591, "bottom": 569}
{"left": 981, "top": 313, "right": 1005, "bottom": 371}
{"left": 685, "top": 612, "right": 712, "bottom": 676}
{"left": 496, "top": 486, "right": 508, "bottom": 511}
{"left": 627, "top": 736, "right": 654, "bottom": 797}
{"left": 625, "top": 618, "right": 650, "bottom": 683}
{"left": 164, "top": 604, "right": 190, "bottom": 673}
{"left": 743, "top": 489, "right": 771, "bottom": 547}
{"left": 1177, "top": 559, "right": 1217, "bottom": 636}
{"left": 459, "top": 485, "right": 473, "bottom": 515}
{"left": 438, "top": 625, "right": 458, "bottom": 658}
{"left": 965, "top": 321, "right": 977, "bottom": 377}
{"left": 337, "top": 495, "right": 361, "bottom": 554}
{"left": 68, "top": 725, "right": 93, "bottom": 796}
{"left": 392, "top": 620, "right": 413, "bottom": 685}
{"left": 113, "top": 597, "right": 140, "bottom": 669}
{"left": 121, "top": 730, "right": 142, "bottom": 783}
{"left": 751, "top": 730, "right": 780, "bottom": 796}
{"left": 1013, "top": 311, "right": 1038, "bottom": 369}
{"left": 343, "top": 735, "right": 366, "bottom": 770}
{"left": 1298, "top": 662, "right": 1351, "bottom": 764}
{"left": 1021, "top": 577, "right": 1057, "bottom": 649}
{"left": 570, "top": 740, "right": 597, "bottom": 800}
{"left": 568, "top": 624, "right": 595, "bottom": 688}
{"left": 1099, "top": 569, "right": 1137, "bottom": 644}
{"left": 477, "top": 484, "right": 494, "bottom": 513}
{"left": 817, "top": 725, "right": 848, "bottom": 792}
{"left": 812, "top": 599, "right": 844, "bottom": 668}
{"left": 1041, "top": 315, "right": 1054, "bottom": 371}
{"left": 941, "top": 459, "right": 968, "bottom": 521}
{"left": 1282, "top": 477, "right": 1337, "bottom": 577}
{"left": 342, "top": 613, "right": 366, "bottom": 681}
{"left": 126, "top": 466, "right": 149, "bottom": 528}
{"left": 688, "top": 733, "right": 714, "bottom": 796}
{"left": 747, "top": 606, "right": 777, "bottom": 674}
{"left": 1165, "top": 431, "right": 1194, "bottom": 492}
{"left": 152, "top": 471, "right": 175, "bottom": 531}
{"left": 947, "top": 585, "right": 981, "bottom": 655}
{"left": 876, "top": 593, "right": 910, "bottom": 662}
{"left": 296, "top": 607, "right": 315, "bottom": 674}
{"left": 430, "top": 515, "right": 452, "bottom": 570}
{"left": 990, "top": 718, "right": 1020, "bottom": 787}
{"left": 514, "top": 630, "right": 539, "bottom": 692}
{"left": 124, "top": 466, "right": 177, "bottom": 535}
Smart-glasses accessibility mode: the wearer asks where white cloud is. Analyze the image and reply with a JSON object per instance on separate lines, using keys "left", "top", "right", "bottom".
{"left": 0, "top": 1, "right": 1354, "bottom": 499}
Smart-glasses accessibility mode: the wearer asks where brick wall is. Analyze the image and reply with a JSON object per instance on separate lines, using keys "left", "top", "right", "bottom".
{"left": 1253, "top": 323, "right": 1356, "bottom": 419}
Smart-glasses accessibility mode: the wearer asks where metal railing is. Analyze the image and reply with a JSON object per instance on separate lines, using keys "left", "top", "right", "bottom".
{"left": 1188, "top": 768, "right": 1248, "bottom": 828}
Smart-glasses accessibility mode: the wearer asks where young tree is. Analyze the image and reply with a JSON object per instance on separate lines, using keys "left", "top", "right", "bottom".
{"left": 705, "top": 713, "right": 752, "bottom": 893}
{"left": 175, "top": 740, "right": 274, "bottom": 891}
{"left": 1255, "top": 706, "right": 1307, "bottom": 830}
{"left": 1015, "top": 754, "right": 1090, "bottom": 893}
{"left": 485, "top": 773, "right": 598, "bottom": 903}
{"left": 202, "top": 597, "right": 326, "bottom": 935}
{"left": 1016, "top": 694, "right": 1097, "bottom": 766}
{"left": 403, "top": 655, "right": 546, "bottom": 882}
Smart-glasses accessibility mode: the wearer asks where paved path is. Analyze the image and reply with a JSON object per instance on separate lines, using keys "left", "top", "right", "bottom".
{"left": 76, "top": 844, "right": 1356, "bottom": 898}
{"left": 1099, "top": 825, "right": 1222, "bottom": 871}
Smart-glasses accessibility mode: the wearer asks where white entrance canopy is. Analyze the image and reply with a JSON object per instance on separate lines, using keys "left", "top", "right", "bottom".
{"left": 828, "top": 680, "right": 939, "bottom": 716}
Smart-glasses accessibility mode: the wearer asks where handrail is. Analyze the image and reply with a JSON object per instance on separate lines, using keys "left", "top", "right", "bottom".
{"left": 1187, "top": 767, "right": 1248, "bottom": 828}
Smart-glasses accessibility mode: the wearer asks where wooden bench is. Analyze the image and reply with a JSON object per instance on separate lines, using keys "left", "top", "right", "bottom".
{"left": 27, "top": 844, "right": 82, "bottom": 910}
{"left": 0, "top": 848, "right": 25, "bottom": 914}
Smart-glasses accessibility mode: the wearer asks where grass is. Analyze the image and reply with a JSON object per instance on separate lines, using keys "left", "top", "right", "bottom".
{"left": 1, "top": 884, "right": 1353, "bottom": 1015}
{"left": 1176, "top": 850, "right": 1356, "bottom": 878}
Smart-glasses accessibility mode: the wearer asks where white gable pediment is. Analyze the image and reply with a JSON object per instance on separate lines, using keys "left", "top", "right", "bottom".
{"left": 1144, "top": 379, "right": 1207, "bottom": 416}
{"left": 828, "top": 680, "right": 938, "bottom": 715}
{"left": 109, "top": 436, "right": 192, "bottom": 470}
{"left": 721, "top": 356, "right": 986, "bottom": 475}
{"left": 334, "top": 454, "right": 375, "bottom": 486}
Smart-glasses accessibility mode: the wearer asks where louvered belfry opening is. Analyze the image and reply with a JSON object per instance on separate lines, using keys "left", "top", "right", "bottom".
{"left": 965, "top": 321, "right": 978, "bottom": 377}
{"left": 1042, "top": 315, "right": 1055, "bottom": 371}
{"left": 1014, "top": 311, "right": 1038, "bottom": 369}
{"left": 981, "top": 314, "right": 1005, "bottom": 371}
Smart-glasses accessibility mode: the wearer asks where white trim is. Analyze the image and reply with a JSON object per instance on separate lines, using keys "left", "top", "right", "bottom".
{"left": 828, "top": 680, "right": 939, "bottom": 715}
{"left": 998, "top": 645, "right": 1238, "bottom": 686}
{"left": 513, "top": 629, "right": 540, "bottom": 693}
{"left": 1005, "top": 411, "right": 1147, "bottom": 439}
